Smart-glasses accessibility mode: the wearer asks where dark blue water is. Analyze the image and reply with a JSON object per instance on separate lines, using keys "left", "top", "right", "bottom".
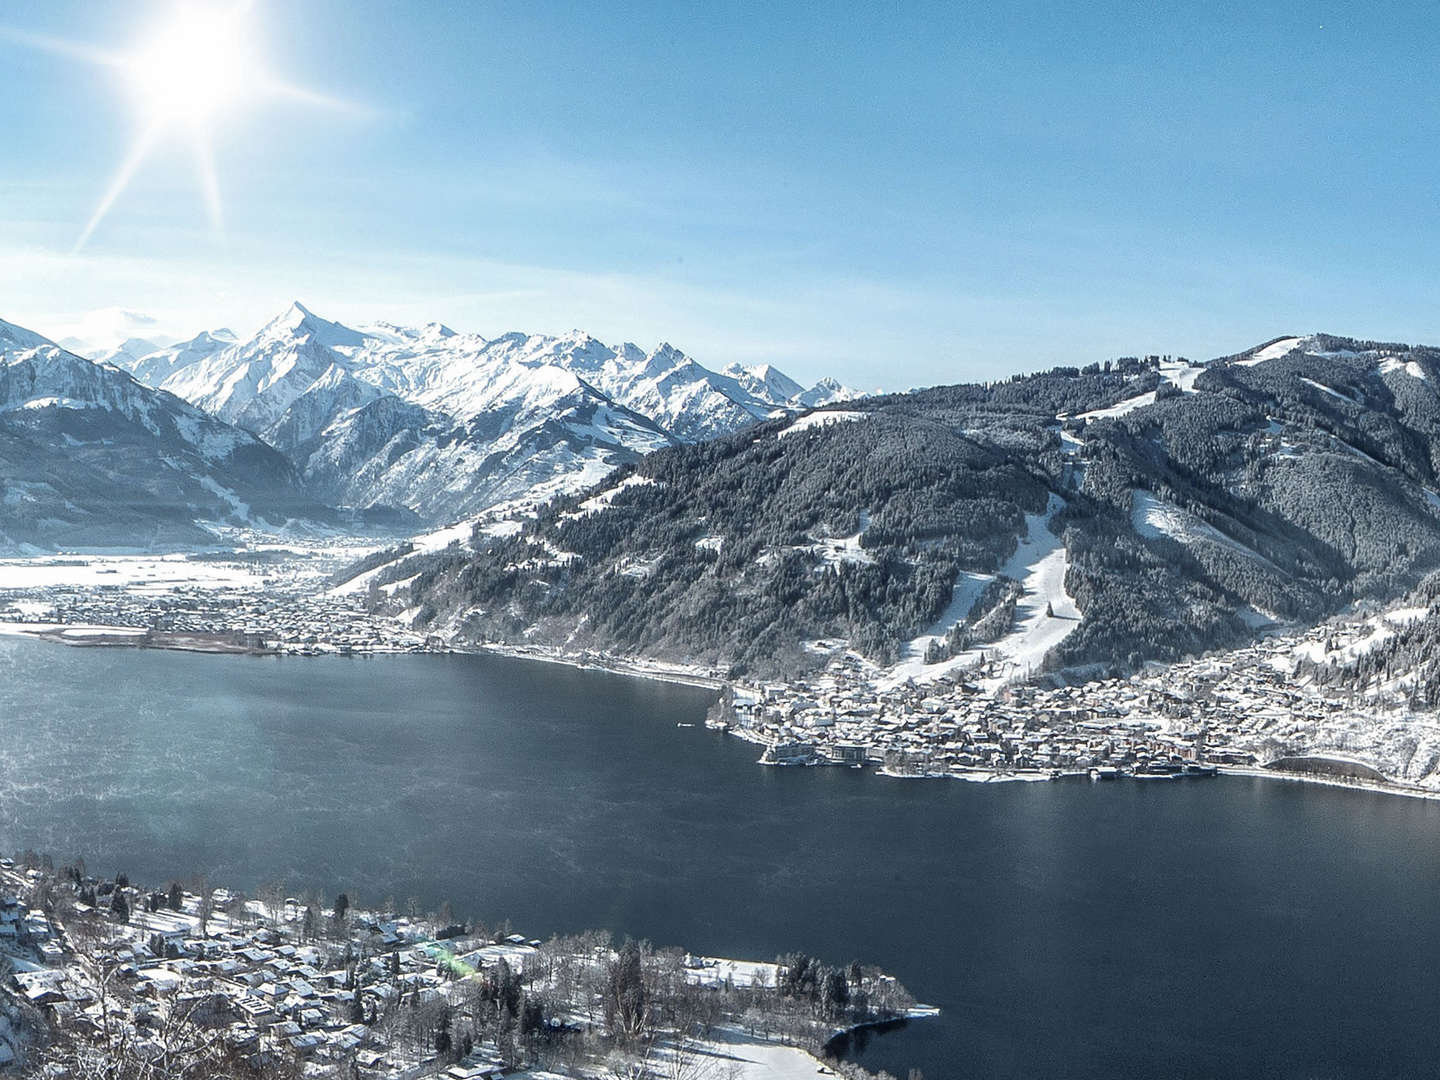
{"left": 3, "top": 635, "right": 1440, "bottom": 1079}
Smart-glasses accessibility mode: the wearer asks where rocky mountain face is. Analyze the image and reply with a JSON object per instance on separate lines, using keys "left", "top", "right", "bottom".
{"left": 0, "top": 319, "right": 324, "bottom": 551}
{"left": 142, "top": 302, "right": 855, "bottom": 522}
{"left": 371, "top": 334, "right": 1440, "bottom": 680}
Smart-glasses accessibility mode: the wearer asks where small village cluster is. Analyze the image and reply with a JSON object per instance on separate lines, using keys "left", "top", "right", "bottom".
{"left": 2, "top": 580, "right": 429, "bottom": 656}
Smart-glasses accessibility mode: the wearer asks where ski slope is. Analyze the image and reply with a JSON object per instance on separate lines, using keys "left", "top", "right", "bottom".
{"left": 886, "top": 493, "right": 1080, "bottom": 690}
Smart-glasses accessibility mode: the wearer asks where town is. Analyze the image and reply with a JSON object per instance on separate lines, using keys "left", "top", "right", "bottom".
{"left": 0, "top": 859, "right": 927, "bottom": 1079}
{"left": 715, "top": 611, "right": 1440, "bottom": 795}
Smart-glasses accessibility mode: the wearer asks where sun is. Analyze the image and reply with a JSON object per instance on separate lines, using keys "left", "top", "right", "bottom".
{"left": 124, "top": 5, "right": 259, "bottom": 126}
{"left": 0, "top": 0, "right": 362, "bottom": 249}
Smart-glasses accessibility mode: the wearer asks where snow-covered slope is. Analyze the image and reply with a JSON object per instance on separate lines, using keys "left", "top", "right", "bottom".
{"left": 111, "top": 329, "right": 236, "bottom": 388}
{"left": 146, "top": 301, "right": 855, "bottom": 523}
{"left": 0, "top": 316, "right": 326, "bottom": 551}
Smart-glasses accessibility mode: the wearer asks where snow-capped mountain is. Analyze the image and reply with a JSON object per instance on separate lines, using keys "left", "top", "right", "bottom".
{"left": 0, "top": 317, "right": 327, "bottom": 551}
{"left": 145, "top": 302, "right": 856, "bottom": 523}
{"left": 371, "top": 331, "right": 1440, "bottom": 682}
{"left": 90, "top": 337, "right": 165, "bottom": 370}
{"left": 109, "top": 329, "right": 237, "bottom": 388}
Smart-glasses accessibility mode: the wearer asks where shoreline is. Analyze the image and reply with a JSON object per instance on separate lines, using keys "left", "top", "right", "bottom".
{"left": 11, "top": 617, "right": 1440, "bottom": 805}
{"left": 1216, "top": 763, "right": 1440, "bottom": 803}
{"left": 461, "top": 639, "right": 730, "bottom": 691}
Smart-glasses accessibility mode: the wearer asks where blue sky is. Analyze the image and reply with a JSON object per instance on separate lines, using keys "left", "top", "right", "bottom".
{"left": 1, "top": 0, "right": 1437, "bottom": 389}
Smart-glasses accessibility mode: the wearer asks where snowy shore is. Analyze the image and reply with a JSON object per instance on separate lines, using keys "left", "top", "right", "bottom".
{"left": 463, "top": 640, "right": 729, "bottom": 691}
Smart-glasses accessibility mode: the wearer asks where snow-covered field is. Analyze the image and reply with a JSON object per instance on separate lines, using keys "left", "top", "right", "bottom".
{"left": 809, "top": 529, "right": 874, "bottom": 568}
{"left": 1159, "top": 358, "right": 1206, "bottom": 392}
{"left": 0, "top": 553, "right": 265, "bottom": 593}
{"left": 681, "top": 1027, "right": 834, "bottom": 1080}
{"left": 1380, "top": 356, "right": 1429, "bottom": 381}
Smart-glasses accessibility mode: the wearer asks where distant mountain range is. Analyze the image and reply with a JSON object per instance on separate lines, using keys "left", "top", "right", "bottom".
{"left": 367, "top": 334, "right": 1440, "bottom": 680}
{"left": 0, "top": 304, "right": 855, "bottom": 550}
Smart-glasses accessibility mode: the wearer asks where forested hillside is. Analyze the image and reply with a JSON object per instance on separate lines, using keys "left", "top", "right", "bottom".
{"left": 372, "top": 336, "right": 1440, "bottom": 680}
{"left": 1295, "top": 573, "right": 1440, "bottom": 709}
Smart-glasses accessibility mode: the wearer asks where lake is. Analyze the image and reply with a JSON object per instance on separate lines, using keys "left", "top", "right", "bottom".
{"left": 3, "top": 635, "right": 1440, "bottom": 1079}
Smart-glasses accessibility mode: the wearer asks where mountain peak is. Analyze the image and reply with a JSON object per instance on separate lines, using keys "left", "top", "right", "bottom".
{"left": 260, "top": 302, "right": 364, "bottom": 350}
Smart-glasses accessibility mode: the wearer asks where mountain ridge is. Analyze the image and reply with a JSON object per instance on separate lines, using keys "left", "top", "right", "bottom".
{"left": 366, "top": 332, "right": 1440, "bottom": 683}
{"left": 129, "top": 301, "right": 858, "bottom": 523}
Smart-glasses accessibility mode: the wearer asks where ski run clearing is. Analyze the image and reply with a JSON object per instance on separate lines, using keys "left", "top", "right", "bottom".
{"left": 1380, "top": 356, "right": 1429, "bottom": 381}
{"left": 886, "top": 493, "right": 1080, "bottom": 691}
{"left": 1159, "top": 358, "right": 1206, "bottom": 392}
{"left": 776, "top": 409, "right": 867, "bottom": 438}
{"left": 1238, "top": 337, "right": 1304, "bottom": 366}
{"left": 1075, "top": 390, "right": 1157, "bottom": 421}
{"left": 1130, "top": 491, "right": 1282, "bottom": 573}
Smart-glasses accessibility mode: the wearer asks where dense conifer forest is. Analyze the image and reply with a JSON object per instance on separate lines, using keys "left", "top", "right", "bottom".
{"left": 369, "top": 337, "right": 1440, "bottom": 680}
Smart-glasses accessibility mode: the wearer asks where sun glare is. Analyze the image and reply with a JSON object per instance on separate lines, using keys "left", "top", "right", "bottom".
{"left": 0, "top": 0, "right": 360, "bottom": 249}
{"left": 124, "top": 7, "right": 257, "bottom": 126}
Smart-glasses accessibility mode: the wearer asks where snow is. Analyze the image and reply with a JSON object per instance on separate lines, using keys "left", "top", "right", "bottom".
{"left": 1379, "top": 356, "right": 1429, "bottom": 381}
{"left": 1328, "top": 434, "right": 1386, "bottom": 469}
{"left": 809, "top": 532, "right": 873, "bottom": 567}
{"left": 1300, "top": 377, "right": 1356, "bottom": 403}
{"left": 681, "top": 1027, "right": 831, "bottom": 1080}
{"left": 15, "top": 396, "right": 88, "bottom": 411}
{"left": 777, "top": 410, "right": 867, "bottom": 438}
{"left": 1076, "top": 391, "right": 1157, "bottom": 421}
{"left": 378, "top": 573, "right": 419, "bottom": 596}
{"left": 1238, "top": 337, "right": 1304, "bottom": 366}
{"left": 1159, "top": 359, "right": 1206, "bottom": 393}
{"left": 885, "top": 494, "right": 1080, "bottom": 690}
{"left": 414, "top": 518, "right": 478, "bottom": 553}
{"left": 1131, "top": 491, "right": 1281, "bottom": 572}
{"left": 895, "top": 571, "right": 995, "bottom": 667}
{"left": 685, "top": 957, "right": 779, "bottom": 990}
{"left": 198, "top": 476, "right": 252, "bottom": 522}
{"left": 0, "top": 553, "right": 264, "bottom": 592}
{"left": 1236, "top": 606, "right": 1284, "bottom": 630}
{"left": 559, "top": 475, "right": 658, "bottom": 521}
{"left": 1290, "top": 606, "right": 1427, "bottom": 666}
